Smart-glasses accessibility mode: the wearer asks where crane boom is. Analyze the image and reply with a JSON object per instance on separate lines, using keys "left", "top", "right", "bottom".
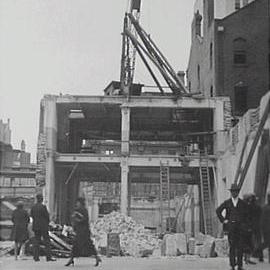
{"left": 120, "top": 0, "right": 189, "bottom": 97}
{"left": 120, "top": 0, "right": 141, "bottom": 96}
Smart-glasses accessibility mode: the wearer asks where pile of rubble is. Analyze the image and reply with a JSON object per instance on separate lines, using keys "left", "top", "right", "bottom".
{"left": 161, "top": 232, "right": 229, "bottom": 258}
{"left": 91, "top": 212, "right": 161, "bottom": 257}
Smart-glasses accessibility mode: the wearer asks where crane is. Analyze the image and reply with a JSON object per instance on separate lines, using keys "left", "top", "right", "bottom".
{"left": 120, "top": 0, "right": 189, "bottom": 98}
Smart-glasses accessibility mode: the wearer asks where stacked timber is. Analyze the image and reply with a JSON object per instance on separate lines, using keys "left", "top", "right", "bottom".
{"left": 48, "top": 222, "right": 73, "bottom": 257}
{"left": 91, "top": 212, "right": 161, "bottom": 257}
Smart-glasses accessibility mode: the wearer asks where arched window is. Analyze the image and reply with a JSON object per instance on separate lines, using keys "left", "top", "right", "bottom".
{"left": 234, "top": 84, "right": 248, "bottom": 115}
{"left": 233, "top": 37, "right": 247, "bottom": 65}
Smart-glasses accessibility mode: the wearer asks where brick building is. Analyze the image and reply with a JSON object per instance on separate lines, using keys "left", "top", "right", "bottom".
{"left": 187, "top": 0, "right": 269, "bottom": 116}
{"left": 0, "top": 135, "right": 36, "bottom": 198}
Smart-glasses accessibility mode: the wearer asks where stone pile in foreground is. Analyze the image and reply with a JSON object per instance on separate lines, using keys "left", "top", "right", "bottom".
{"left": 161, "top": 232, "right": 229, "bottom": 258}
{"left": 91, "top": 212, "right": 161, "bottom": 257}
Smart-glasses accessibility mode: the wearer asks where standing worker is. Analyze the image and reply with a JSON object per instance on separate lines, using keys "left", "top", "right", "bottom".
{"left": 216, "top": 183, "right": 248, "bottom": 270}
{"left": 242, "top": 193, "right": 255, "bottom": 265}
{"left": 11, "top": 201, "right": 30, "bottom": 260}
{"left": 260, "top": 192, "right": 270, "bottom": 263}
{"left": 30, "top": 194, "right": 55, "bottom": 262}
{"left": 249, "top": 193, "right": 263, "bottom": 262}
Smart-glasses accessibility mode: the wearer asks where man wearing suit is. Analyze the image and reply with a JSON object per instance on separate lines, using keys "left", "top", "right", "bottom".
{"left": 260, "top": 192, "right": 270, "bottom": 263}
{"left": 30, "top": 194, "right": 55, "bottom": 262}
{"left": 216, "top": 183, "right": 248, "bottom": 270}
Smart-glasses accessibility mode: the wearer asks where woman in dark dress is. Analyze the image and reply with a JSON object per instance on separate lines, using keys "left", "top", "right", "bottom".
{"left": 65, "top": 197, "right": 101, "bottom": 267}
{"left": 11, "top": 201, "right": 30, "bottom": 260}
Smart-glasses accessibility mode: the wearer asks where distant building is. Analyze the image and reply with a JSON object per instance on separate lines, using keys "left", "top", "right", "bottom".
{"left": 0, "top": 135, "right": 36, "bottom": 198}
{"left": 187, "top": 0, "right": 269, "bottom": 116}
{"left": 0, "top": 119, "right": 11, "bottom": 145}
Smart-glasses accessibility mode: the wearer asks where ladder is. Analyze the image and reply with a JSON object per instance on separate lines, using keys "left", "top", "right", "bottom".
{"left": 160, "top": 162, "right": 171, "bottom": 232}
{"left": 199, "top": 152, "right": 213, "bottom": 235}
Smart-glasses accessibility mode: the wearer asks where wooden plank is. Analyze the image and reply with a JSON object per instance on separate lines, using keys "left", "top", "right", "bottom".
{"left": 48, "top": 232, "right": 72, "bottom": 251}
{"left": 237, "top": 100, "right": 270, "bottom": 189}
{"left": 233, "top": 135, "right": 249, "bottom": 183}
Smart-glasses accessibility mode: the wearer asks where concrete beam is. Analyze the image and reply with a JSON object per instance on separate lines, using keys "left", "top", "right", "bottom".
{"left": 55, "top": 153, "right": 216, "bottom": 167}
{"left": 55, "top": 95, "right": 229, "bottom": 109}
{"left": 55, "top": 153, "right": 122, "bottom": 163}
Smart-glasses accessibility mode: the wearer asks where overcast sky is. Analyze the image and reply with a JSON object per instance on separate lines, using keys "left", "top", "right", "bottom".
{"left": 0, "top": 0, "right": 195, "bottom": 161}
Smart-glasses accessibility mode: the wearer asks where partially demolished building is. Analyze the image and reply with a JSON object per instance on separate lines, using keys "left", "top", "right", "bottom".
{"left": 37, "top": 88, "right": 233, "bottom": 236}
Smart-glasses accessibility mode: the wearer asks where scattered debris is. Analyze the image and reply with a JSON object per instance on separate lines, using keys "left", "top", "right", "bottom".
{"left": 0, "top": 241, "right": 13, "bottom": 257}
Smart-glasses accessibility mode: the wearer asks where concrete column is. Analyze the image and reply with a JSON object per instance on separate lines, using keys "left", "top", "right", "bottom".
{"left": 120, "top": 106, "right": 130, "bottom": 215}
{"left": 193, "top": 185, "right": 200, "bottom": 237}
{"left": 44, "top": 96, "right": 57, "bottom": 216}
{"left": 121, "top": 106, "right": 130, "bottom": 155}
{"left": 120, "top": 158, "right": 129, "bottom": 215}
{"left": 213, "top": 100, "right": 225, "bottom": 154}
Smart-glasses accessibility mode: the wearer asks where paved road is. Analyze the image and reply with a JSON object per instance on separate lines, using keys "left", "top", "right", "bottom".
{"left": 0, "top": 256, "right": 269, "bottom": 270}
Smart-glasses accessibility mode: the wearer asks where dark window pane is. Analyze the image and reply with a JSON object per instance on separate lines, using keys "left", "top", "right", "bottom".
{"left": 234, "top": 52, "right": 246, "bottom": 64}
{"left": 234, "top": 86, "right": 247, "bottom": 115}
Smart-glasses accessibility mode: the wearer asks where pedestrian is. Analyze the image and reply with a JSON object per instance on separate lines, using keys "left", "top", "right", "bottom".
{"left": 216, "top": 183, "right": 248, "bottom": 270}
{"left": 11, "top": 201, "right": 30, "bottom": 260}
{"left": 260, "top": 192, "right": 270, "bottom": 263}
{"left": 242, "top": 194, "right": 255, "bottom": 265}
{"left": 249, "top": 193, "right": 263, "bottom": 262}
{"left": 30, "top": 194, "right": 55, "bottom": 262}
{"left": 65, "top": 197, "right": 101, "bottom": 267}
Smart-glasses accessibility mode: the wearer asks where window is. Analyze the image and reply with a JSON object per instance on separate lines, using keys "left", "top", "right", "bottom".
{"left": 233, "top": 38, "right": 247, "bottom": 65}
{"left": 235, "top": 0, "right": 240, "bottom": 10}
{"left": 197, "top": 65, "right": 200, "bottom": 89}
{"left": 210, "top": 43, "right": 213, "bottom": 69}
{"left": 234, "top": 85, "right": 248, "bottom": 116}
{"left": 234, "top": 52, "right": 246, "bottom": 64}
{"left": 210, "top": 86, "right": 213, "bottom": 97}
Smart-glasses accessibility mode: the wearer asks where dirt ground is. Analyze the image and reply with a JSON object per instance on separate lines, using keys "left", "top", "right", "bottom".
{"left": 0, "top": 256, "right": 269, "bottom": 270}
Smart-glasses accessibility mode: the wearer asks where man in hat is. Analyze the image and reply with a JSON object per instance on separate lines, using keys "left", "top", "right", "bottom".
{"left": 216, "top": 183, "right": 249, "bottom": 270}
{"left": 30, "top": 194, "right": 55, "bottom": 262}
{"left": 260, "top": 192, "right": 270, "bottom": 263}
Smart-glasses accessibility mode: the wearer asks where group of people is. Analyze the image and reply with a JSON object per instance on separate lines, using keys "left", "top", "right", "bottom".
{"left": 11, "top": 194, "right": 101, "bottom": 267}
{"left": 216, "top": 183, "right": 270, "bottom": 270}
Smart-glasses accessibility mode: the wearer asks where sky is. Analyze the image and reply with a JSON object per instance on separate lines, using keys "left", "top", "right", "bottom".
{"left": 0, "top": 0, "right": 195, "bottom": 161}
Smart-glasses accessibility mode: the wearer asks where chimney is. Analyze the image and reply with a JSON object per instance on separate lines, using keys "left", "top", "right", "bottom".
{"left": 195, "top": 10, "right": 202, "bottom": 36}
{"left": 177, "top": 71, "right": 185, "bottom": 85}
{"left": 21, "top": 140, "right": 26, "bottom": 152}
